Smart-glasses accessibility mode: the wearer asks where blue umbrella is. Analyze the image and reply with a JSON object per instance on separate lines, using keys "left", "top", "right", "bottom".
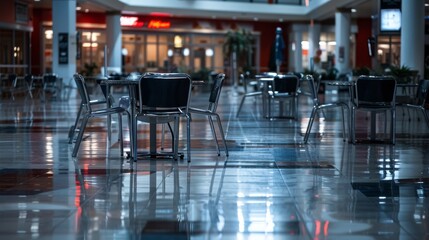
{"left": 275, "top": 27, "right": 285, "bottom": 73}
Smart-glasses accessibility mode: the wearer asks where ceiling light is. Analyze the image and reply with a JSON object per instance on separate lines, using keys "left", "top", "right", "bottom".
{"left": 205, "top": 48, "right": 214, "bottom": 57}
{"left": 183, "top": 48, "right": 190, "bottom": 56}
{"left": 351, "top": 8, "right": 357, "bottom": 13}
{"left": 76, "top": 6, "right": 82, "bottom": 11}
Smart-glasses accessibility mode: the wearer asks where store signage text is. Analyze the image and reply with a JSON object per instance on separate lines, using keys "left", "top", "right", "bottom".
{"left": 120, "top": 17, "right": 144, "bottom": 27}
{"left": 147, "top": 20, "right": 171, "bottom": 29}
{"left": 120, "top": 16, "right": 170, "bottom": 29}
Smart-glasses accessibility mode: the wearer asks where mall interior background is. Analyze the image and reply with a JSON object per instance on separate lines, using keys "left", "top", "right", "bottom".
{"left": 0, "top": 0, "right": 427, "bottom": 83}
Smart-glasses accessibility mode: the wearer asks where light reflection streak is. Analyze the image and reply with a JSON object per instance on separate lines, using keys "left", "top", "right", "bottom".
{"left": 237, "top": 201, "right": 245, "bottom": 232}
{"left": 45, "top": 135, "right": 54, "bottom": 159}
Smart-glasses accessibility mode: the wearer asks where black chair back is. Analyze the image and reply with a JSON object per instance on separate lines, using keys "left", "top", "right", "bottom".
{"left": 43, "top": 74, "right": 57, "bottom": 83}
{"left": 8, "top": 74, "right": 17, "bottom": 88}
{"left": 74, "top": 74, "right": 92, "bottom": 111}
{"left": 273, "top": 74, "right": 299, "bottom": 94}
{"left": 355, "top": 76, "right": 396, "bottom": 106}
{"left": 415, "top": 79, "right": 429, "bottom": 106}
{"left": 209, "top": 73, "right": 225, "bottom": 104}
{"left": 24, "top": 74, "right": 33, "bottom": 87}
{"left": 138, "top": 73, "right": 192, "bottom": 111}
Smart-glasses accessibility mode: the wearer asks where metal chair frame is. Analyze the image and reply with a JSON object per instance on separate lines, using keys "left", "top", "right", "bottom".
{"left": 396, "top": 79, "right": 429, "bottom": 128}
{"left": 351, "top": 76, "right": 397, "bottom": 144}
{"left": 72, "top": 74, "right": 131, "bottom": 158}
{"left": 68, "top": 77, "right": 110, "bottom": 144}
{"left": 189, "top": 73, "right": 229, "bottom": 156}
{"left": 267, "top": 74, "right": 300, "bottom": 119}
{"left": 303, "top": 75, "right": 349, "bottom": 143}
{"left": 134, "top": 73, "right": 192, "bottom": 161}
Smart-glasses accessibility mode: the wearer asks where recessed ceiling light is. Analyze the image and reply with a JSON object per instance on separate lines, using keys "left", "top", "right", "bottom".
{"left": 351, "top": 8, "right": 357, "bottom": 13}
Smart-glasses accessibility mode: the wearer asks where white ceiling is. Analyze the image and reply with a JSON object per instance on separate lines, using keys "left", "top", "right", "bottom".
{"left": 29, "top": 0, "right": 423, "bottom": 23}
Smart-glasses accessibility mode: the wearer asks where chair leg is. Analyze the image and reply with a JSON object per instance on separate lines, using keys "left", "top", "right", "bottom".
{"left": 125, "top": 111, "right": 133, "bottom": 161}
{"left": 173, "top": 117, "right": 180, "bottom": 160}
{"left": 303, "top": 106, "right": 318, "bottom": 144}
{"left": 161, "top": 124, "right": 166, "bottom": 150}
{"left": 131, "top": 113, "right": 138, "bottom": 162}
{"left": 69, "top": 103, "right": 83, "bottom": 143}
{"left": 351, "top": 108, "right": 356, "bottom": 144}
{"left": 186, "top": 114, "right": 191, "bottom": 162}
{"left": 420, "top": 108, "right": 429, "bottom": 128}
{"left": 107, "top": 115, "right": 112, "bottom": 142}
{"left": 391, "top": 109, "right": 396, "bottom": 145}
{"left": 72, "top": 117, "right": 89, "bottom": 157}
{"left": 236, "top": 95, "right": 247, "bottom": 117}
{"left": 118, "top": 113, "right": 123, "bottom": 156}
{"left": 292, "top": 98, "right": 297, "bottom": 119}
{"left": 166, "top": 122, "right": 175, "bottom": 153}
{"left": 340, "top": 105, "right": 347, "bottom": 142}
{"left": 214, "top": 114, "right": 229, "bottom": 156}
{"left": 208, "top": 116, "right": 221, "bottom": 156}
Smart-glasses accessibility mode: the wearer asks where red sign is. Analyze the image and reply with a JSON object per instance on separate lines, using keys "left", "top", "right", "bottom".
{"left": 120, "top": 16, "right": 171, "bottom": 29}
{"left": 147, "top": 20, "right": 171, "bottom": 29}
{"left": 120, "top": 16, "right": 144, "bottom": 27}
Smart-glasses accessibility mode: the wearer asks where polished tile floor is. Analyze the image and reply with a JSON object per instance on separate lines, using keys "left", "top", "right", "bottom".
{"left": 0, "top": 82, "right": 429, "bottom": 239}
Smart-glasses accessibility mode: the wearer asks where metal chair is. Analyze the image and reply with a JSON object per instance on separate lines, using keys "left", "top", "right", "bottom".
{"left": 236, "top": 72, "right": 276, "bottom": 118}
{"left": 189, "top": 73, "right": 229, "bottom": 156}
{"left": 133, "top": 73, "right": 192, "bottom": 161}
{"left": 303, "top": 74, "right": 349, "bottom": 143}
{"left": 72, "top": 74, "right": 131, "bottom": 158}
{"left": 43, "top": 73, "right": 61, "bottom": 99}
{"left": 396, "top": 79, "right": 429, "bottom": 127}
{"left": 267, "top": 74, "right": 300, "bottom": 119}
{"left": 351, "top": 76, "right": 397, "bottom": 144}
{"left": 68, "top": 77, "right": 111, "bottom": 144}
{"left": 0, "top": 74, "right": 18, "bottom": 100}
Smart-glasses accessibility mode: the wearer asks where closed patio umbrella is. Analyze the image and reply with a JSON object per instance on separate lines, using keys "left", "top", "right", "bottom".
{"left": 275, "top": 27, "right": 285, "bottom": 74}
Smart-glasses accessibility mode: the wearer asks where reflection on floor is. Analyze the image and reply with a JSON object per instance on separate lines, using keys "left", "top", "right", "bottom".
{"left": 0, "top": 84, "right": 429, "bottom": 239}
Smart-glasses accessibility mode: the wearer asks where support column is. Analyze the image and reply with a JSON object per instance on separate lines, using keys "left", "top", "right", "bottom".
{"left": 401, "top": 0, "right": 425, "bottom": 77}
{"left": 308, "top": 21, "right": 321, "bottom": 71}
{"left": 106, "top": 12, "right": 122, "bottom": 74}
{"left": 293, "top": 31, "right": 303, "bottom": 73}
{"left": 52, "top": 0, "right": 76, "bottom": 84}
{"left": 335, "top": 8, "right": 351, "bottom": 75}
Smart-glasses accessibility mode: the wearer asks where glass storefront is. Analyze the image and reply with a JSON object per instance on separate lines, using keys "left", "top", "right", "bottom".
{"left": 301, "top": 32, "right": 339, "bottom": 71}
{"left": 0, "top": 29, "right": 30, "bottom": 76}
{"left": 377, "top": 35, "right": 401, "bottom": 68}
{"left": 42, "top": 27, "right": 253, "bottom": 78}
{"left": 121, "top": 32, "right": 226, "bottom": 76}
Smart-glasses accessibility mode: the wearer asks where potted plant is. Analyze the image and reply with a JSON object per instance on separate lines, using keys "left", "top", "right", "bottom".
{"left": 388, "top": 65, "right": 413, "bottom": 83}
{"left": 83, "top": 62, "right": 98, "bottom": 77}
{"left": 223, "top": 29, "right": 254, "bottom": 86}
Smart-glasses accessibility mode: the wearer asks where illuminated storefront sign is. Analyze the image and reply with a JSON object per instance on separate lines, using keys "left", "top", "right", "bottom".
{"left": 120, "top": 16, "right": 144, "bottom": 27}
{"left": 120, "top": 16, "right": 170, "bottom": 29}
{"left": 147, "top": 20, "right": 171, "bottom": 29}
